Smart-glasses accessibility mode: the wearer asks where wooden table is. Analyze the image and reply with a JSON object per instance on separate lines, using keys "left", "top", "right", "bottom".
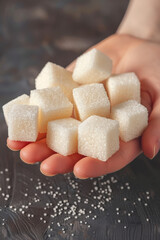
{"left": 0, "top": 0, "right": 160, "bottom": 239}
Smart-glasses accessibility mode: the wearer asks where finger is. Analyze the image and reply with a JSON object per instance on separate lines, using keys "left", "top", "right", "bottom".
{"left": 73, "top": 139, "right": 141, "bottom": 179}
{"left": 20, "top": 138, "right": 54, "bottom": 164}
{"left": 7, "top": 138, "right": 31, "bottom": 151}
{"left": 6, "top": 133, "right": 46, "bottom": 151}
{"left": 40, "top": 153, "right": 83, "bottom": 176}
{"left": 142, "top": 98, "right": 160, "bottom": 159}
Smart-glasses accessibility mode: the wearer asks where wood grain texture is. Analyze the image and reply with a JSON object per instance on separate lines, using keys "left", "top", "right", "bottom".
{"left": 1, "top": 0, "right": 160, "bottom": 239}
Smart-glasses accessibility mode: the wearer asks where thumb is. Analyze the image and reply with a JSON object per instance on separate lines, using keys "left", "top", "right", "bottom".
{"left": 142, "top": 98, "right": 160, "bottom": 159}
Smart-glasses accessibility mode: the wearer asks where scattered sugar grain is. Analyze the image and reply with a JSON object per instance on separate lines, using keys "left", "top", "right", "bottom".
{"left": 0, "top": 171, "right": 153, "bottom": 235}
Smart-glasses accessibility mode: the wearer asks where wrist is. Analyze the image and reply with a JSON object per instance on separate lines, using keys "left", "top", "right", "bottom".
{"left": 117, "top": 0, "right": 160, "bottom": 43}
{"left": 117, "top": 20, "right": 160, "bottom": 43}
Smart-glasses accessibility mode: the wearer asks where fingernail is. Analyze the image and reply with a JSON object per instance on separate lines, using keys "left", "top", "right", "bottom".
{"left": 6, "top": 144, "right": 18, "bottom": 151}
{"left": 46, "top": 174, "right": 57, "bottom": 177}
{"left": 74, "top": 174, "right": 88, "bottom": 180}
{"left": 20, "top": 157, "right": 36, "bottom": 165}
{"left": 79, "top": 177, "right": 89, "bottom": 180}
{"left": 40, "top": 168, "right": 57, "bottom": 177}
{"left": 73, "top": 166, "right": 89, "bottom": 179}
{"left": 43, "top": 172, "right": 57, "bottom": 177}
{"left": 151, "top": 141, "right": 160, "bottom": 159}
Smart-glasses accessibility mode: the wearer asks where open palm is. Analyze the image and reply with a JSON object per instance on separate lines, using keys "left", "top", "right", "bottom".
{"left": 7, "top": 34, "right": 160, "bottom": 179}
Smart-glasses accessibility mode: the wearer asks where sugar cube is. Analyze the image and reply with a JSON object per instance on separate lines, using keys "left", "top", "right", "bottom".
{"left": 30, "top": 87, "right": 73, "bottom": 133}
{"left": 78, "top": 115, "right": 119, "bottom": 161}
{"left": 73, "top": 83, "right": 110, "bottom": 121}
{"left": 2, "top": 94, "right": 29, "bottom": 124}
{"left": 8, "top": 105, "right": 38, "bottom": 142}
{"left": 106, "top": 72, "right": 140, "bottom": 106}
{"left": 111, "top": 100, "right": 148, "bottom": 142}
{"left": 47, "top": 118, "right": 81, "bottom": 156}
{"left": 35, "top": 62, "right": 78, "bottom": 102}
{"left": 72, "top": 48, "right": 112, "bottom": 84}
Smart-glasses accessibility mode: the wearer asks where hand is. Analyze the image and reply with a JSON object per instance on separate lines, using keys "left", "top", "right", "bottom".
{"left": 7, "top": 34, "right": 160, "bottom": 179}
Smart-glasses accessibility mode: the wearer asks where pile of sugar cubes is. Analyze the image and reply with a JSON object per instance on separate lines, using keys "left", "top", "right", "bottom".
{"left": 3, "top": 48, "right": 148, "bottom": 162}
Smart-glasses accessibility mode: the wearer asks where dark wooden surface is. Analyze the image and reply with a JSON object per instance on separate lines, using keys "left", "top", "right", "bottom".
{"left": 0, "top": 0, "right": 160, "bottom": 239}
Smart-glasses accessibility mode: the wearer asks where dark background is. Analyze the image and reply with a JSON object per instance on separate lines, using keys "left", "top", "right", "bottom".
{"left": 0, "top": 0, "right": 160, "bottom": 239}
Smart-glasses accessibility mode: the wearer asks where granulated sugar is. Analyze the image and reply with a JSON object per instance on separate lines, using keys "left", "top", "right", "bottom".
{"left": 0, "top": 168, "right": 153, "bottom": 238}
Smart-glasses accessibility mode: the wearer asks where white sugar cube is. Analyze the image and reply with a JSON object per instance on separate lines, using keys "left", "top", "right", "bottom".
{"left": 106, "top": 72, "right": 140, "bottom": 106}
{"left": 35, "top": 62, "right": 78, "bottom": 102}
{"left": 30, "top": 87, "right": 73, "bottom": 133}
{"left": 78, "top": 115, "right": 119, "bottom": 161}
{"left": 47, "top": 118, "right": 81, "bottom": 156}
{"left": 72, "top": 48, "right": 112, "bottom": 84}
{"left": 2, "top": 94, "right": 29, "bottom": 124}
{"left": 111, "top": 100, "right": 148, "bottom": 142}
{"left": 73, "top": 83, "right": 110, "bottom": 121}
{"left": 8, "top": 105, "right": 38, "bottom": 142}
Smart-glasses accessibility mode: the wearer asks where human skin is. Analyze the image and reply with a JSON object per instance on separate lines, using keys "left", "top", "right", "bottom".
{"left": 7, "top": 34, "right": 160, "bottom": 178}
{"left": 118, "top": 0, "right": 160, "bottom": 43}
{"left": 7, "top": 0, "right": 160, "bottom": 179}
